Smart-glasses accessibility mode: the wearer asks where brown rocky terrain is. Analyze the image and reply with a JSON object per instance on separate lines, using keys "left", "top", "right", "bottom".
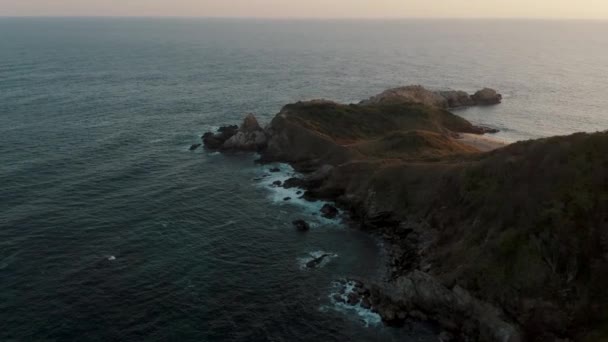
{"left": 201, "top": 87, "right": 608, "bottom": 342}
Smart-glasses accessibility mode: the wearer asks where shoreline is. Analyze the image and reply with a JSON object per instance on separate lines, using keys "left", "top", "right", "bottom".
{"left": 198, "top": 85, "right": 608, "bottom": 341}
{"left": 454, "top": 133, "right": 508, "bottom": 152}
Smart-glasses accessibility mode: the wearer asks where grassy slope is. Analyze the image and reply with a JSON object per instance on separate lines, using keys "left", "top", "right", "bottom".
{"left": 324, "top": 132, "right": 608, "bottom": 340}
{"left": 268, "top": 101, "right": 480, "bottom": 163}
{"left": 267, "top": 99, "right": 608, "bottom": 339}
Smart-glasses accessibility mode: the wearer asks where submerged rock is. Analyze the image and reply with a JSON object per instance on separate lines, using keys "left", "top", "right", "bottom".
{"left": 269, "top": 167, "right": 281, "bottom": 173}
{"left": 292, "top": 219, "right": 310, "bottom": 232}
{"left": 305, "top": 253, "right": 332, "bottom": 268}
{"left": 320, "top": 204, "right": 339, "bottom": 219}
{"left": 189, "top": 143, "right": 201, "bottom": 151}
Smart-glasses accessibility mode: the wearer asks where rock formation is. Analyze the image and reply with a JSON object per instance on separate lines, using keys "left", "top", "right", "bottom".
{"left": 198, "top": 86, "right": 608, "bottom": 341}
{"left": 360, "top": 85, "right": 502, "bottom": 109}
{"left": 202, "top": 114, "right": 267, "bottom": 151}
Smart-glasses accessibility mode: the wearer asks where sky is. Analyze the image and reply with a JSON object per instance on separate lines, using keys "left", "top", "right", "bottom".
{"left": 1, "top": 0, "right": 608, "bottom": 19}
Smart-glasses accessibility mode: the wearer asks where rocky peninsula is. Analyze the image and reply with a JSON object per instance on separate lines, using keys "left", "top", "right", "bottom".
{"left": 201, "top": 85, "right": 608, "bottom": 342}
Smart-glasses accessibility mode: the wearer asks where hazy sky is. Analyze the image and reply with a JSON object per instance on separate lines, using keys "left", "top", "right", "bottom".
{"left": 2, "top": 0, "right": 608, "bottom": 19}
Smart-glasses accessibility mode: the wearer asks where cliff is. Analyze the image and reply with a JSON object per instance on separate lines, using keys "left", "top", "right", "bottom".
{"left": 201, "top": 87, "right": 607, "bottom": 341}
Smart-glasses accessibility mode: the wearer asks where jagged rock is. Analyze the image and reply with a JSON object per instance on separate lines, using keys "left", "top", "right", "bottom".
{"left": 292, "top": 219, "right": 310, "bottom": 232}
{"left": 272, "top": 180, "right": 282, "bottom": 186}
{"left": 470, "top": 125, "right": 500, "bottom": 134}
{"left": 202, "top": 115, "right": 267, "bottom": 151}
{"left": 202, "top": 125, "right": 239, "bottom": 149}
{"left": 283, "top": 177, "right": 305, "bottom": 189}
{"left": 439, "top": 90, "right": 476, "bottom": 108}
{"left": 347, "top": 292, "right": 361, "bottom": 305}
{"left": 189, "top": 143, "right": 201, "bottom": 151}
{"left": 223, "top": 130, "right": 267, "bottom": 151}
{"left": 472, "top": 88, "right": 502, "bottom": 105}
{"left": 306, "top": 254, "right": 331, "bottom": 268}
{"left": 240, "top": 113, "right": 262, "bottom": 132}
{"left": 320, "top": 204, "right": 339, "bottom": 219}
{"left": 361, "top": 297, "right": 372, "bottom": 309}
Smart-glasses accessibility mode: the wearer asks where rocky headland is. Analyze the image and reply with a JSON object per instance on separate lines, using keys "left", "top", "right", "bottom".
{"left": 201, "top": 85, "right": 608, "bottom": 342}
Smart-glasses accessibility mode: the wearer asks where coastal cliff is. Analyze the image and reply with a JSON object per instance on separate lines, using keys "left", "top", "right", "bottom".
{"left": 201, "top": 86, "right": 608, "bottom": 341}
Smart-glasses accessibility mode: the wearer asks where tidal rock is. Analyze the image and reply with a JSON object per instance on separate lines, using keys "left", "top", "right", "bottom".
{"left": 320, "top": 204, "right": 339, "bottom": 219}
{"left": 222, "top": 130, "right": 267, "bottom": 151}
{"left": 470, "top": 125, "right": 500, "bottom": 134}
{"left": 306, "top": 253, "right": 331, "bottom": 268}
{"left": 439, "top": 90, "right": 476, "bottom": 108}
{"left": 272, "top": 180, "right": 282, "bottom": 186}
{"left": 283, "top": 177, "right": 305, "bottom": 189}
{"left": 202, "top": 125, "right": 239, "bottom": 149}
{"left": 203, "top": 115, "right": 268, "bottom": 152}
{"left": 472, "top": 88, "right": 502, "bottom": 105}
{"left": 361, "top": 297, "right": 372, "bottom": 309}
{"left": 283, "top": 197, "right": 291, "bottom": 201}
{"left": 293, "top": 219, "right": 310, "bottom": 232}
{"left": 347, "top": 292, "right": 361, "bottom": 305}
{"left": 333, "top": 294, "right": 345, "bottom": 303}
{"left": 189, "top": 143, "right": 201, "bottom": 151}
{"left": 269, "top": 167, "right": 281, "bottom": 173}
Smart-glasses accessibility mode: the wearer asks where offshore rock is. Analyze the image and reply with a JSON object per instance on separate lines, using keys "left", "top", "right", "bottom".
{"left": 292, "top": 219, "right": 310, "bottom": 232}
{"left": 472, "top": 88, "right": 503, "bottom": 105}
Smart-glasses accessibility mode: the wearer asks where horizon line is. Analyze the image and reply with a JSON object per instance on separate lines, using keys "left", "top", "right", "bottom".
{"left": 1, "top": 15, "right": 608, "bottom": 22}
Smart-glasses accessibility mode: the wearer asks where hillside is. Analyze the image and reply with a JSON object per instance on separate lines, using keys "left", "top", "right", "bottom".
{"left": 201, "top": 89, "right": 608, "bottom": 341}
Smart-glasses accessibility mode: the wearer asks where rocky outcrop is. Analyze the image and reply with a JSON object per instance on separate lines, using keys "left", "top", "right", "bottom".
{"left": 222, "top": 114, "right": 267, "bottom": 151}
{"left": 360, "top": 85, "right": 502, "bottom": 109}
{"left": 472, "top": 88, "right": 503, "bottom": 105}
{"left": 202, "top": 114, "right": 267, "bottom": 151}
{"left": 189, "top": 143, "right": 201, "bottom": 151}
{"left": 292, "top": 219, "right": 310, "bottom": 232}
{"left": 202, "top": 125, "right": 238, "bottom": 149}
{"left": 306, "top": 254, "right": 332, "bottom": 268}
{"left": 320, "top": 204, "right": 339, "bottom": 219}
{"left": 365, "top": 271, "right": 522, "bottom": 341}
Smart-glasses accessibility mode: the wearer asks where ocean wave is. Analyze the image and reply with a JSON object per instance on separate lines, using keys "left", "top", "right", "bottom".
{"left": 324, "top": 280, "right": 382, "bottom": 327}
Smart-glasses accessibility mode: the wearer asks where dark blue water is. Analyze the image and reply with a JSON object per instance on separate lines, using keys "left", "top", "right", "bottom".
{"left": 2, "top": 18, "right": 608, "bottom": 341}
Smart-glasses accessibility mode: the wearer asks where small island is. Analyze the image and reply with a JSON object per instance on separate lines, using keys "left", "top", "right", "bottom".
{"left": 201, "top": 85, "right": 608, "bottom": 342}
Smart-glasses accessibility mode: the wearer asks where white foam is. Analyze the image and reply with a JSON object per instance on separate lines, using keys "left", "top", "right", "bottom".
{"left": 325, "top": 280, "right": 382, "bottom": 327}
{"left": 108, "top": 256, "right": 116, "bottom": 261}
{"left": 297, "top": 251, "right": 338, "bottom": 270}
{"left": 252, "top": 163, "right": 343, "bottom": 228}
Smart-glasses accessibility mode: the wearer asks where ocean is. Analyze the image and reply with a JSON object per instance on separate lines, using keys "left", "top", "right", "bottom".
{"left": 1, "top": 18, "right": 607, "bottom": 341}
